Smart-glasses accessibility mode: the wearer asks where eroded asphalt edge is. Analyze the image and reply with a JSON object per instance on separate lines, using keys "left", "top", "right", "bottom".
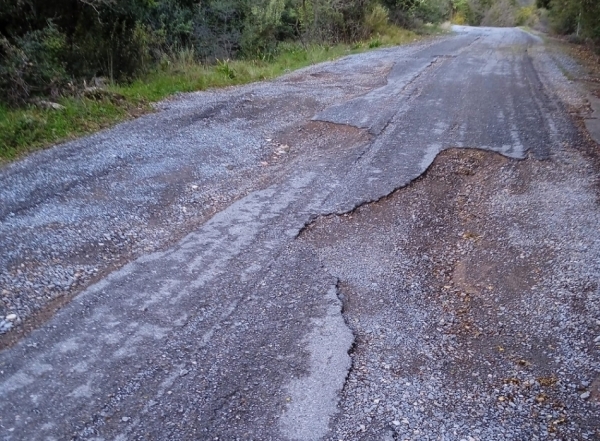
{"left": 0, "top": 34, "right": 460, "bottom": 441}
{"left": 0, "top": 27, "right": 593, "bottom": 440}
{"left": 0, "top": 33, "right": 439, "bottom": 344}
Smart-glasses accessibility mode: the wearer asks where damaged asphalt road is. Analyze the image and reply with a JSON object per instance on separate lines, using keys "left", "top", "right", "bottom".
{"left": 1, "top": 26, "right": 600, "bottom": 440}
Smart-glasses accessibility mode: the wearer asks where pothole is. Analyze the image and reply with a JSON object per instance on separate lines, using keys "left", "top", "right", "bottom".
{"left": 299, "top": 147, "right": 600, "bottom": 439}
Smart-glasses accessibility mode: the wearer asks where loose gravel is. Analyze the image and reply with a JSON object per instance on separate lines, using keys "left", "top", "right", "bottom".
{"left": 301, "top": 144, "right": 600, "bottom": 439}
{"left": 0, "top": 26, "right": 598, "bottom": 440}
{"left": 0, "top": 41, "right": 429, "bottom": 343}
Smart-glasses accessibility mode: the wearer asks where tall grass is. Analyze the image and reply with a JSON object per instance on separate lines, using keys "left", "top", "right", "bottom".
{"left": 0, "top": 26, "right": 426, "bottom": 161}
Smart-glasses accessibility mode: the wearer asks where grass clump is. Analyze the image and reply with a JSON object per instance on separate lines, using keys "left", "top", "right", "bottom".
{"left": 0, "top": 99, "right": 130, "bottom": 160}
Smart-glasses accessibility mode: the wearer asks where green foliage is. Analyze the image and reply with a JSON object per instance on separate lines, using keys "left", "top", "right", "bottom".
{"left": 369, "top": 38, "right": 383, "bottom": 48}
{"left": 1, "top": 29, "right": 421, "bottom": 160}
{"left": 451, "top": 0, "right": 475, "bottom": 24}
{"left": 481, "top": 0, "right": 517, "bottom": 26}
{"left": 0, "top": 24, "right": 69, "bottom": 105}
{"left": 216, "top": 59, "right": 236, "bottom": 78}
{"left": 365, "top": 5, "right": 391, "bottom": 34}
{"left": 239, "top": 0, "right": 285, "bottom": 57}
{"left": 0, "top": 0, "right": 446, "bottom": 109}
{"left": 415, "top": 0, "right": 452, "bottom": 24}
{"left": 515, "top": 5, "right": 538, "bottom": 27}
{"left": 380, "top": 0, "right": 451, "bottom": 26}
{"left": 193, "top": 0, "right": 248, "bottom": 60}
{"left": 548, "top": 0, "right": 600, "bottom": 43}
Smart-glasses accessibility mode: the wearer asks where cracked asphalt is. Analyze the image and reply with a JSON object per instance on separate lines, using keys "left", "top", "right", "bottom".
{"left": 1, "top": 26, "right": 599, "bottom": 440}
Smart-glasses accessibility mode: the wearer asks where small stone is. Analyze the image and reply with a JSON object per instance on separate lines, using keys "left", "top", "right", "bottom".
{"left": 121, "top": 417, "right": 130, "bottom": 422}
{"left": 5, "top": 314, "right": 17, "bottom": 321}
{"left": 36, "top": 100, "right": 66, "bottom": 111}
{"left": 594, "top": 335, "right": 600, "bottom": 343}
{"left": 392, "top": 420, "right": 401, "bottom": 426}
{"left": 580, "top": 391, "right": 590, "bottom": 400}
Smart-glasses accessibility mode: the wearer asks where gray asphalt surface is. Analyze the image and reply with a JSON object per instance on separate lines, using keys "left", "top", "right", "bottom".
{"left": 1, "top": 26, "right": 599, "bottom": 440}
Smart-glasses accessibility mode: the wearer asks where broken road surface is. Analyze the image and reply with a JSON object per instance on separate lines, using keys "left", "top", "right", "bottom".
{"left": 1, "top": 26, "right": 599, "bottom": 440}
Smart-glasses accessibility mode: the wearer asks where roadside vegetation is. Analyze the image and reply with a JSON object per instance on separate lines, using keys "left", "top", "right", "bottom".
{"left": 450, "top": 0, "right": 600, "bottom": 39}
{"left": 0, "top": 38, "right": 423, "bottom": 160}
{"left": 1, "top": 0, "right": 598, "bottom": 160}
{"left": 0, "top": 0, "right": 446, "bottom": 160}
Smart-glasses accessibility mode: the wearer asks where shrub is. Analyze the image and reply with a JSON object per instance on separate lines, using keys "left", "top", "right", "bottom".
{"left": 452, "top": 12, "right": 467, "bottom": 24}
{"left": 414, "top": 0, "right": 452, "bottom": 24}
{"left": 549, "top": 0, "right": 600, "bottom": 44}
{"left": 369, "top": 38, "right": 383, "bottom": 48}
{"left": 240, "top": 0, "right": 285, "bottom": 58}
{"left": 365, "top": 4, "right": 391, "bottom": 35}
{"left": 0, "top": 24, "right": 68, "bottom": 105}
{"left": 481, "top": 0, "right": 517, "bottom": 27}
{"left": 451, "top": 0, "right": 476, "bottom": 25}
{"left": 515, "top": 5, "right": 538, "bottom": 27}
{"left": 548, "top": 0, "right": 579, "bottom": 35}
{"left": 216, "top": 59, "right": 236, "bottom": 78}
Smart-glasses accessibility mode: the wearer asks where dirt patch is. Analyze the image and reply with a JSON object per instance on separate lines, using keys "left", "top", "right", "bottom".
{"left": 302, "top": 144, "right": 600, "bottom": 439}
{"left": 275, "top": 120, "right": 372, "bottom": 155}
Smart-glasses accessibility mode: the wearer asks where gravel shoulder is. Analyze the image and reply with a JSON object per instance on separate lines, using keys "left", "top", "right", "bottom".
{"left": 0, "top": 43, "right": 404, "bottom": 346}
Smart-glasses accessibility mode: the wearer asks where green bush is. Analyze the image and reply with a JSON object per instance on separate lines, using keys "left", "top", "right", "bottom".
{"left": 515, "top": 5, "right": 538, "bottom": 27}
{"left": 0, "top": 24, "right": 68, "bottom": 105}
{"left": 414, "top": 0, "right": 452, "bottom": 24}
{"left": 216, "top": 58, "right": 237, "bottom": 78}
{"left": 0, "top": 0, "right": 453, "bottom": 108}
{"left": 548, "top": 0, "right": 600, "bottom": 43}
{"left": 481, "top": 0, "right": 516, "bottom": 27}
{"left": 549, "top": 0, "right": 580, "bottom": 35}
{"left": 365, "top": 5, "right": 391, "bottom": 34}
{"left": 451, "top": 0, "right": 475, "bottom": 24}
{"left": 369, "top": 38, "right": 383, "bottom": 48}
